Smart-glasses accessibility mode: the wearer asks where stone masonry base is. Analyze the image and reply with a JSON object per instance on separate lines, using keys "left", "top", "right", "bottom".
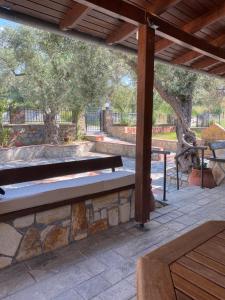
{"left": 0, "top": 188, "right": 134, "bottom": 270}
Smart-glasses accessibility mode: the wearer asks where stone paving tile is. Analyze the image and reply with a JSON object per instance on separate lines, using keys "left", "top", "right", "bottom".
{"left": 102, "top": 261, "right": 135, "bottom": 285}
{"left": 0, "top": 264, "right": 35, "bottom": 299}
{"left": 75, "top": 275, "right": 111, "bottom": 300}
{"left": 98, "top": 279, "right": 136, "bottom": 300}
{"left": 2, "top": 184, "right": 225, "bottom": 299}
{"left": 53, "top": 289, "right": 84, "bottom": 300}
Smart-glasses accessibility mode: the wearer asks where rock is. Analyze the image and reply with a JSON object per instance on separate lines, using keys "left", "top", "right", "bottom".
{"left": 0, "top": 223, "right": 22, "bottom": 256}
{"left": 89, "top": 219, "right": 108, "bottom": 235}
{"left": 71, "top": 202, "right": 88, "bottom": 241}
{"left": 211, "top": 162, "right": 225, "bottom": 185}
{"left": 119, "top": 203, "right": 131, "bottom": 223}
{"left": 0, "top": 257, "right": 12, "bottom": 269}
{"left": 13, "top": 214, "right": 34, "bottom": 228}
{"left": 93, "top": 193, "right": 118, "bottom": 211}
{"left": 100, "top": 208, "right": 107, "bottom": 219}
{"left": 108, "top": 207, "right": 119, "bottom": 226}
{"left": 36, "top": 206, "right": 71, "bottom": 225}
{"left": 94, "top": 211, "right": 101, "bottom": 222}
{"left": 16, "top": 227, "right": 41, "bottom": 261}
{"left": 43, "top": 226, "right": 69, "bottom": 252}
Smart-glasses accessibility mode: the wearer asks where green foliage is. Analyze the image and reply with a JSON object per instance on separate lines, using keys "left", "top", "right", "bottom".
{"left": 155, "top": 62, "right": 197, "bottom": 102}
{"left": 193, "top": 74, "right": 225, "bottom": 115}
{"left": 0, "top": 127, "right": 10, "bottom": 147}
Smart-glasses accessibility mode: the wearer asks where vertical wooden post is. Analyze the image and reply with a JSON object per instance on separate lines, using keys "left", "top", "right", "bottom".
{"left": 135, "top": 24, "right": 155, "bottom": 224}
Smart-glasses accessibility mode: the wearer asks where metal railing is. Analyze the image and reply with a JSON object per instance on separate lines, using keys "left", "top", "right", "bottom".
{"left": 152, "top": 149, "right": 171, "bottom": 201}
{"left": 175, "top": 137, "right": 207, "bottom": 190}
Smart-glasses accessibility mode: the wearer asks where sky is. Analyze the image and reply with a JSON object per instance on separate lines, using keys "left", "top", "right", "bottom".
{"left": 0, "top": 18, "right": 18, "bottom": 28}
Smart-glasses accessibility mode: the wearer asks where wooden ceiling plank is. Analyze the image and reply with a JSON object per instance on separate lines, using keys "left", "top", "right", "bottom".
{"left": 149, "top": 13, "right": 225, "bottom": 63}
{"left": 106, "top": 0, "right": 181, "bottom": 45}
{"left": 75, "top": 0, "right": 225, "bottom": 63}
{"left": 60, "top": 2, "right": 90, "bottom": 30}
{"left": 210, "top": 63, "right": 225, "bottom": 75}
{"left": 155, "top": 2, "right": 225, "bottom": 53}
{"left": 172, "top": 32, "right": 225, "bottom": 65}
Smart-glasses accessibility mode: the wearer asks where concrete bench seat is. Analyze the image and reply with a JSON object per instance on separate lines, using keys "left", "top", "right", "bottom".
{"left": 0, "top": 171, "right": 135, "bottom": 215}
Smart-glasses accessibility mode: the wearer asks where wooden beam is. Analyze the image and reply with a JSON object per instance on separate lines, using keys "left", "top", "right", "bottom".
{"left": 75, "top": 0, "right": 225, "bottom": 63}
{"left": 60, "top": 3, "right": 89, "bottom": 31}
{"left": 172, "top": 33, "right": 225, "bottom": 65}
{"left": 74, "top": 0, "right": 145, "bottom": 26}
{"left": 149, "top": 14, "right": 225, "bottom": 63}
{"left": 192, "top": 57, "right": 220, "bottom": 70}
{"left": 107, "top": 22, "right": 137, "bottom": 45}
{"left": 135, "top": 25, "right": 155, "bottom": 224}
{"left": 155, "top": 2, "right": 225, "bottom": 53}
{"left": 106, "top": 0, "right": 181, "bottom": 45}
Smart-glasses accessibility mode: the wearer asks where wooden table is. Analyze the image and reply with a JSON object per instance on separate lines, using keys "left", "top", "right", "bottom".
{"left": 137, "top": 221, "right": 225, "bottom": 300}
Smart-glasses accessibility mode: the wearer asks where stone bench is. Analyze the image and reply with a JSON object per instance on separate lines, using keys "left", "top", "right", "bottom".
{"left": 0, "top": 157, "right": 135, "bottom": 269}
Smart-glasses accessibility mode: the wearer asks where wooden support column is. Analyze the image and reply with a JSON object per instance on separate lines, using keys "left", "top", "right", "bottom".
{"left": 135, "top": 24, "right": 155, "bottom": 224}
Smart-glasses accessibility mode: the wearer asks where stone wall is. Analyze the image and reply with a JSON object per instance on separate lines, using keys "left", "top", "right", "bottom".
{"left": 0, "top": 188, "right": 134, "bottom": 269}
{"left": 0, "top": 142, "right": 95, "bottom": 163}
{"left": 108, "top": 125, "right": 176, "bottom": 144}
{"left": 4, "top": 124, "right": 76, "bottom": 146}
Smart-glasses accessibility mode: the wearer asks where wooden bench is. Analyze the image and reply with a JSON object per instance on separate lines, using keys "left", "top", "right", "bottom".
{"left": 0, "top": 155, "right": 135, "bottom": 221}
{"left": 137, "top": 221, "right": 225, "bottom": 300}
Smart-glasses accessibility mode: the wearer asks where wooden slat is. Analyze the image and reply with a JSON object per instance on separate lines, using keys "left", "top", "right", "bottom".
{"left": 172, "top": 273, "right": 218, "bottom": 300}
{"left": 60, "top": 2, "right": 90, "bottom": 30}
{"left": 195, "top": 241, "right": 225, "bottom": 266}
{"left": 135, "top": 24, "right": 154, "bottom": 224}
{"left": 171, "top": 263, "right": 225, "bottom": 299}
{"left": 186, "top": 251, "right": 225, "bottom": 276}
{"left": 177, "top": 256, "right": 225, "bottom": 288}
{"left": 0, "top": 156, "right": 123, "bottom": 185}
{"left": 175, "top": 289, "right": 195, "bottom": 300}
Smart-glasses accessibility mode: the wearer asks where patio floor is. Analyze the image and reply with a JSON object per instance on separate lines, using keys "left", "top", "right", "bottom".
{"left": 1, "top": 184, "right": 225, "bottom": 300}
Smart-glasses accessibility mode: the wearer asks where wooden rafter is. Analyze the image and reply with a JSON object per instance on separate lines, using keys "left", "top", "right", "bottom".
{"left": 155, "top": 2, "right": 225, "bottom": 53}
{"left": 75, "top": 0, "right": 225, "bottom": 63}
{"left": 107, "top": 0, "right": 181, "bottom": 45}
{"left": 172, "top": 32, "right": 225, "bottom": 66}
{"left": 60, "top": 2, "right": 89, "bottom": 31}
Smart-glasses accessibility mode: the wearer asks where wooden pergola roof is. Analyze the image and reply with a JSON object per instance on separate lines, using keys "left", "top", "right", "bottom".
{"left": 1, "top": 0, "right": 225, "bottom": 77}
{"left": 1, "top": 0, "right": 225, "bottom": 225}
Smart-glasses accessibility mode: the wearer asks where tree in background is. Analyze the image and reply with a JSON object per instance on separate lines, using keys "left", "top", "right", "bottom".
{"left": 0, "top": 26, "right": 123, "bottom": 143}
{"left": 121, "top": 54, "right": 198, "bottom": 172}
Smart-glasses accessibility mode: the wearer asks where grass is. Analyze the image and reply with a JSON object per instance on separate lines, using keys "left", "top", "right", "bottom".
{"left": 152, "top": 130, "right": 202, "bottom": 141}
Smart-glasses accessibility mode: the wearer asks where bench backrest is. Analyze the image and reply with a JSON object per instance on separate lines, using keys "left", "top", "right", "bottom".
{"left": 208, "top": 141, "right": 225, "bottom": 158}
{"left": 0, "top": 155, "right": 123, "bottom": 186}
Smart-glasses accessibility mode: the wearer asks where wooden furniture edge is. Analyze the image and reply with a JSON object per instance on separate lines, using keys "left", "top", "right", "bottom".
{"left": 137, "top": 221, "right": 225, "bottom": 300}
{"left": 0, "top": 184, "right": 135, "bottom": 222}
{"left": 137, "top": 257, "right": 176, "bottom": 300}
{"left": 142, "top": 221, "right": 225, "bottom": 264}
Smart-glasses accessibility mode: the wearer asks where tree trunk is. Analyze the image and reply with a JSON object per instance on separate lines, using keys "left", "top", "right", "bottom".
{"left": 43, "top": 112, "right": 59, "bottom": 144}
{"left": 154, "top": 79, "right": 199, "bottom": 173}
{"left": 122, "top": 56, "right": 199, "bottom": 173}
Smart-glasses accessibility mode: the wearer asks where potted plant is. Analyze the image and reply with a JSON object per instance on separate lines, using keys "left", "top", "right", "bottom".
{"left": 180, "top": 134, "right": 216, "bottom": 189}
{"left": 188, "top": 161, "right": 216, "bottom": 188}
